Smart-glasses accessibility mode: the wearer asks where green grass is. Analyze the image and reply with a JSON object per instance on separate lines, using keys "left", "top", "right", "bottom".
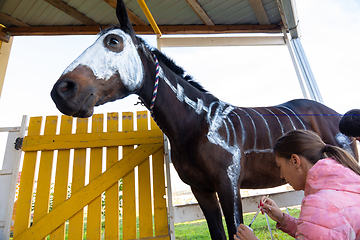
{"left": 174, "top": 208, "right": 300, "bottom": 240}
{"left": 11, "top": 208, "right": 299, "bottom": 239}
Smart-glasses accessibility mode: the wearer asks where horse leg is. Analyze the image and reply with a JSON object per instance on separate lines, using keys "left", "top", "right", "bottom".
{"left": 216, "top": 181, "right": 243, "bottom": 238}
{"left": 191, "top": 186, "right": 227, "bottom": 240}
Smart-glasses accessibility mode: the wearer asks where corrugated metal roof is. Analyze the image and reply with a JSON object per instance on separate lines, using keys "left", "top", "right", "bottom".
{"left": 0, "top": 0, "right": 299, "bottom": 37}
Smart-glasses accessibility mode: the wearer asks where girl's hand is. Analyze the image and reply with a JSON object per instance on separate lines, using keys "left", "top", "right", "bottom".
{"left": 260, "top": 197, "right": 284, "bottom": 225}
{"left": 234, "top": 224, "right": 258, "bottom": 240}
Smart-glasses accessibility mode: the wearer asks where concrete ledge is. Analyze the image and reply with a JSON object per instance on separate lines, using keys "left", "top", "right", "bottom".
{"left": 173, "top": 190, "right": 304, "bottom": 223}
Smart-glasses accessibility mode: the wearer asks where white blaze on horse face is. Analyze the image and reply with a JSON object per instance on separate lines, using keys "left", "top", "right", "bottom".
{"left": 62, "top": 29, "right": 144, "bottom": 91}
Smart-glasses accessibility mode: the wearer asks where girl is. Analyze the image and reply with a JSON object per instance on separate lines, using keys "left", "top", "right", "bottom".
{"left": 235, "top": 129, "right": 360, "bottom": 240}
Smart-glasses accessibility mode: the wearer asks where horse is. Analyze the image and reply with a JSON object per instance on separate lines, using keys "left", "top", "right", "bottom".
{"left": 50, "top": 0, "right": 358, "bottom": 238}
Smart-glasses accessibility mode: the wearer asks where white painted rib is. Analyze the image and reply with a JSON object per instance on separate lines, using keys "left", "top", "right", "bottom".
{"left": 280, "top": 105, "right": 306, "bottom": 130}
{"left": 232, "top": 111, "right": 246, "bottom": 147}
{"left": 237, "top": 108, "right": 257, "bottom": 149}
{"left": 265, "top": 107, "right": 285, "bottom": 135}
{"left": 249, "top": 108, "right": 273, "bottom": 147}
{"left": 274, "top": 107, "right": 296, "bottom": 130}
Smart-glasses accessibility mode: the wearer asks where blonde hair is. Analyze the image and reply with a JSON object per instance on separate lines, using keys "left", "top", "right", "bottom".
{"left": 273, "top": 129, "right": 360, "bottom": 176}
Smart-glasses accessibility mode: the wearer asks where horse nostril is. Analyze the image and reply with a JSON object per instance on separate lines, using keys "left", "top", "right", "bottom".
{"left": 60, "top": 86, "right": 68, "bottom": 92}
{"left": 55, "top": 79, "right": 78, "bottom": 99}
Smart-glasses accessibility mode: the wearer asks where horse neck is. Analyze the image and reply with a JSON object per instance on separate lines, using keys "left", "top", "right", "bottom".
{"left": 136, "top": 58, "right": 217, "bottom": 138}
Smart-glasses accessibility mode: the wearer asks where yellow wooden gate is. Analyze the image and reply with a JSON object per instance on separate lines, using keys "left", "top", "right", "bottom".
{"left": 12, "top": 111, "right": 170, "bottom": 240}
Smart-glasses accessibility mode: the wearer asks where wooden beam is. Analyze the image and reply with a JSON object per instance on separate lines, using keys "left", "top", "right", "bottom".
{"left": 158, "top": 36, "right": 285, "bottom": 47}
{"left": 127, "top": 8, "right": 147, "bottom": 26}
{"left": 44, "top": 0, "right": 97, "bottom": 26}
{"left": 0, "top": 31, "right": 10, "bottom": 42}
{"left": 0, "top": 12, "right": 29, "bottom": 27}
{"left": 0, "top": 37, "right": 13, "bottom": 99}
{"left": 7, "top": 24, "right": 281, "bottom": 36}
{"left": 248, "top": 0, "right": 270, "bottom": 25}
{"left": 103, "top": 0, "right": 147, "bottom": 26}
{"left": 7, "top": 26, "right": 104, "bottom": 35}
{"left": 151, "top": 24, "right": 281, "bottom": 34}
{"left": 185, "top": 0, "right": 214, "bottom": 25}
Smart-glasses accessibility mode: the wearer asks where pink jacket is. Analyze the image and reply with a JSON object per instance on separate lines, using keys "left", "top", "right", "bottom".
{"left": 277, "top": 158, "right": 360, "bottom": 239}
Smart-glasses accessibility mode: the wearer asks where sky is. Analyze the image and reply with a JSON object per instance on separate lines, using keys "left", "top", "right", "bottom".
{"left": 0, "top": 0, "right": 359, "bottom": 184}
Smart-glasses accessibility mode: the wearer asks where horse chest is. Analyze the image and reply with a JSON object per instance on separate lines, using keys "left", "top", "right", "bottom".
{"left": 171, "top": 142, "right": 236, "bottom": 190}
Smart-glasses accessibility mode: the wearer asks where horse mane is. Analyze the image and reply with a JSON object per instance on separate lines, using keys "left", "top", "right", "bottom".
{"left": 136, "top": 37, "right": 208, "bottom": 93}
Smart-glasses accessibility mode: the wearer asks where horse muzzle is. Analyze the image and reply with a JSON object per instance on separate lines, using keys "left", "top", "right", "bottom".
{"left": 51, "top": 76, "right": 96, "bottom": 118}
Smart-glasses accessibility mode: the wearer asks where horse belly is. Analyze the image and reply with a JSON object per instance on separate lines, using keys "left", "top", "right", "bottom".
{"left": 239, "top": 152, "right": 285, "bottom": 189}
{"left": 170, "top": 148, "right": 222, "bottom": 192}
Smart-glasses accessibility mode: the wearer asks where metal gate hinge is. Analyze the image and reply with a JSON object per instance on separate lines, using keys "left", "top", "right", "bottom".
{"left": 14, "top": 137, "right": 23, "bottom": 150}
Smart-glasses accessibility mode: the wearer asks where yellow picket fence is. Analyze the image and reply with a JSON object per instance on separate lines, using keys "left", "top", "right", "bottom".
{"left": 12, "top": 111, "right": 170, "bottom": 240}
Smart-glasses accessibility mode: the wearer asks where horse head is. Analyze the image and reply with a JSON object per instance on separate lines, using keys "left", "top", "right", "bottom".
{"left": 51, "top": 0, "right": 145, "bottom": 118}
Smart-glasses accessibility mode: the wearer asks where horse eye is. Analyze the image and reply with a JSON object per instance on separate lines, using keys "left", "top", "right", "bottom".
{"left": 103, "top": 34, "right": 124, "bottom": 52}
{"left": 108, "top": 37, "right": 119, "bottom": 45}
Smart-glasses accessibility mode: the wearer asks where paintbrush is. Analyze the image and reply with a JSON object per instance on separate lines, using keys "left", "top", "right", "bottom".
{"left": 248, "top": 195, "right": 269, "bottom": 227}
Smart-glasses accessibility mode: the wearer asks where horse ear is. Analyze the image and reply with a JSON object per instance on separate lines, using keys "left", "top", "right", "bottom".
{"left": 116, "top": 0, "right": 136, "bottom": 39}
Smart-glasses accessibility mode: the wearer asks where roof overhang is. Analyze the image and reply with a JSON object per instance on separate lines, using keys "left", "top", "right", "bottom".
{"left": 0, "top": 0, "right": 300, "bottom": 39}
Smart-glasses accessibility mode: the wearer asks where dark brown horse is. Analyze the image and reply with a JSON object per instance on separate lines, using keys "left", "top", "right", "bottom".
{"left": 51, "top": 1, "right": 358, "bottom": 239}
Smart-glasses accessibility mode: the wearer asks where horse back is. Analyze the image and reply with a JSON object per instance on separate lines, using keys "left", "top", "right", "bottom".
{"left": 229, "top": 98, "right": 357, "bottom": 158}
{"left": 279, "top": 99, "right": 358, "bottom": 160}
{"left": 280, "top": 99, "right": 339, "bottom": 138}
{"left": 232, "top": 99, "right": 358, "bottom": 188}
